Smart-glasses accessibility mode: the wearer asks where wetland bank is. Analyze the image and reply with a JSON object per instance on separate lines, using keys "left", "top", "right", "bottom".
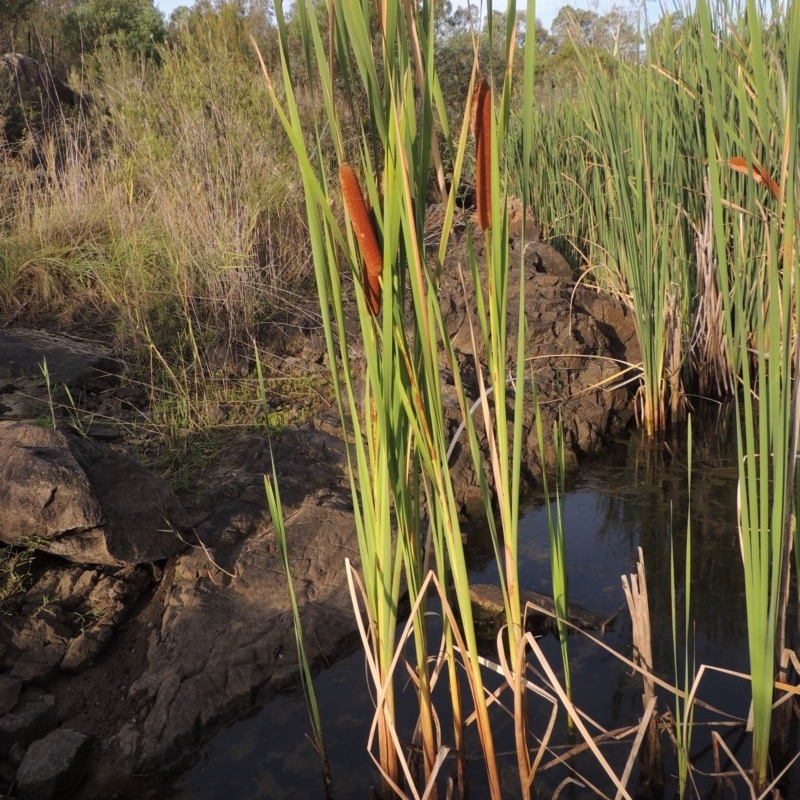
{"left": 2, "top": 0, "right": 800, "bottom": 797}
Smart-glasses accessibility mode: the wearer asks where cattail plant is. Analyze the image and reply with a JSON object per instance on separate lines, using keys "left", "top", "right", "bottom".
{"left": 726, "top": 156, "right": 781, "bottom": 200}
{"left": 256, "top": 0, "right": 562, "bottom": 794}
{"left": 695, "top": 0, "right": 799, "bottom": 788}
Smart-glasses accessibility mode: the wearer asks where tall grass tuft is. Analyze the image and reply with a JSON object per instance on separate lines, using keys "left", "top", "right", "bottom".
{"left": 694, "top": 0, "right": 800, "bottom": 788}
{"left": 256, "top": 351, "right": 333, "bottom": 797}
{"left": 1, "top": 16, "right": 311, "bottom": 438}
{"left": 257, "top": 0, "right": 547, "bottom": 794}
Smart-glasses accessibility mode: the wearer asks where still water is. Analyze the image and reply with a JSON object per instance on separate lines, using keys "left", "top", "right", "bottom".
{"left": 174, "top": 424, "right": 786, "bottom": 799}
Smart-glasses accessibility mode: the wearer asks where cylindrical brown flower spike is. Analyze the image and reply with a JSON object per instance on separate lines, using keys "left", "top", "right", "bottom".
{"left": 471, "top": 77, "right": 492, "bottom": 232}
{"left": 339, "top": 163, "right": 383, "bottom": 314}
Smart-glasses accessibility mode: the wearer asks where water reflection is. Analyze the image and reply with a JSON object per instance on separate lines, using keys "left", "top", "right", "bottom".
{"left": 176, "top": 418, "right": 784, "bottom": 798}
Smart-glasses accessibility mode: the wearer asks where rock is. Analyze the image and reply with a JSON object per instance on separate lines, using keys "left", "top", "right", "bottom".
{"left": 525, "top": 240, "right": 574, "bottom": 279}
{"left": 61, "top": 627, "right": 113, "bottom": 674}
{"left": 16, "top": 728, "right": 91, "bottom": 800}
{"left": 27, "top": 568, "right": 98, "bottom": 608}
{"left": 9, "top": 645, "right": 64, "bottom": 686}
{"left": 0, "top": 54, "right": 80, "bottom": 145}
{"left": 0, "top": 421, "right": 189, "bottom": 566}
{"left": 0, "top": 327, "right": 122, "bottom": 422}
{"left": 0, "top": 422, "right": 103, "bottom": 543}
{"left": 122, "top": 428, "right": 360, "bottom": 774}
{"left": 436, "top": 240, "right": 638, "bottom": 510}
{"left": 0, "top": 688, "right": 57, "bottom": 758}
{"left": 0, "top": 562, "right": 156, "bottom": 677}
{"left": 0, "top": 615, "right": 70, "bottom": 674}
{"left": 0, "top": 675, "right": 22, "bottom": 715}
{"left": 67, "top": 435, "right": 191, "bottom": 565}
{"left": 469, "top": 583, "right": 613, "bottom": 638}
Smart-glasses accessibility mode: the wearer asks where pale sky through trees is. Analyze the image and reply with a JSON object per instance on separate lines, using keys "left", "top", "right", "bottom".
{"left": 152, "top": 0, "right": 667, "bottom": 32}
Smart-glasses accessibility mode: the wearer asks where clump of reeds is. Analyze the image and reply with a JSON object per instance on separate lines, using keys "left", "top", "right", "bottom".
{"left": 257, "top": 0, "right": 553, "bottom": 796}
{"left": 695, "top": 0, "right": 800, "bottom": 788}
{"left": 262, "top": 0, "right": 800, "bottom": 796}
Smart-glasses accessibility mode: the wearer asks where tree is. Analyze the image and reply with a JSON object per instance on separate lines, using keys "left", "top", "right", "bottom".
{"left": 551, "top": 5, "right": 600, "bottom": 47}
{"left": 594, "top": 4, "right": 641, "bottom": 60}
{"left": 61, "top": 0, "right": 166, "bottom": 60}
{"left": 550, "top": 3, "right": 640, "bottom": 60}
{"left": 533, "top": 17, "right": 555, "bottom": 51}
{"left": 1, "top": 0, "right": 37, "bottom": 51}
{"left": 436, "top": 1, "right": 479, "bottom": 39}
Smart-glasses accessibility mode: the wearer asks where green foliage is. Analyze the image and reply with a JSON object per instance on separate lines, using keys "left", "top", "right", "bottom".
{"left": 516, "top": 0, "right": 798, "bottom": 787}
{"left": 695, "top": 0, "right": 799, "bottom": 786}
{"left": 61, "top": 0, "right": 166, "bottom": 61}
{"left": 0, "top": 2, "right": 314, "bottom": 441}
{"left": 0, "top": 0, "right": 37, "bottom": 50}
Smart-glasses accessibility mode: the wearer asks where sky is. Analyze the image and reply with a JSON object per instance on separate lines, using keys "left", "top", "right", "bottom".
{"left": 152, "top": 0, "right": 662, "bottom": 33}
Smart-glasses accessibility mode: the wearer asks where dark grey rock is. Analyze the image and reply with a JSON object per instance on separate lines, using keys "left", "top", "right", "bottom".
{"left": 0, "top": 422, "right": 103, "bottom": 544}
{"left": 0, "top": 327, "right": 121, "bottom": 421}
{"left": 9, "top": 645, "right": 64, "bottom": 686}
{"left": 61, "top": 627, "right": 113, "bottom": 674}
{"left": 16, "top": 728, "right": 91, "bottom": 800}
{"left": 0, "top": 675, "right": 22, "bottom": 716}
{"left": 0, "top": 689, "right": 57, "bottom": 758}
{"left": 128, "top": 449, "right": 359, "bottom": 772}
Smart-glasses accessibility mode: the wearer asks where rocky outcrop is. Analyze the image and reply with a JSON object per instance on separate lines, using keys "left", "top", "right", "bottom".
{"left": 1, "top": 53, "right": 80, "bottom": 145}
{"left": 0, "top": 421, "right": 190, "bottom": 566}
{"left": 118, "top": 428, "right": 357, "bottom": 774}
{"left": 0, "top": 327, "right": 124, "bottom": 422}
{"left": 434, "top": 219, "right": 639, "bottom": 512}
{"left": 0, "top": 688, "right": 56, "bottom": 759}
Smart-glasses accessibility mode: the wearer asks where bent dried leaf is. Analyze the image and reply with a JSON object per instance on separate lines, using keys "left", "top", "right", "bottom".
{"left": 726, "top": 156, "right": 780, "bottom": 199}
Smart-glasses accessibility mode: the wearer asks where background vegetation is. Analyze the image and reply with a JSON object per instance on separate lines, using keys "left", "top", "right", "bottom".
{"left": 0, "top": 0, "right": 644, "bottom": 436}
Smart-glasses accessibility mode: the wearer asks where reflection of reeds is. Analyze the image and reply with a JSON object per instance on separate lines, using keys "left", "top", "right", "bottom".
{"left": 471, "top": 77, "right": 492, "bottom": 231}
{"left": 339, "top": 163, "right": 383, "bottom": 314}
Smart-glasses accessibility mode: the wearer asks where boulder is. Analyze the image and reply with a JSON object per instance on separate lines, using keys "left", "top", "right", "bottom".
{"left": 434, "top": 230, "right": 639, "bottom": 508}
{"left": 1, "top": 53, "right": 79, "bottom": 145}
{"left": 0, "top": 421, "right": 189, "bottom": 566}
{"left": 16, "top": 728, "right": 91, "bottom": 800}
{"left": 0, "top": 327, "right": 123, "bottom": 422}
{"left": 0, "top": 688, "right": 56, "bottom": 758}
{"left": 0, "top": 675, "right": 22, "bottom": 716}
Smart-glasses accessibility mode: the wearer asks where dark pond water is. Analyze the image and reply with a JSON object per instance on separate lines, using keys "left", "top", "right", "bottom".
{"left": 163, "top": 419, "right": 798, "bottom": 798}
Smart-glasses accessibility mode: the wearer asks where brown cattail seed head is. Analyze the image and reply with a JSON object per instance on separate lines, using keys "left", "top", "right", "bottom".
{"left": 471, "top": 78, "right": 492, "bottom": 232}
{"left": 339, "top": 163, "right": 383, "bottom": 314}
